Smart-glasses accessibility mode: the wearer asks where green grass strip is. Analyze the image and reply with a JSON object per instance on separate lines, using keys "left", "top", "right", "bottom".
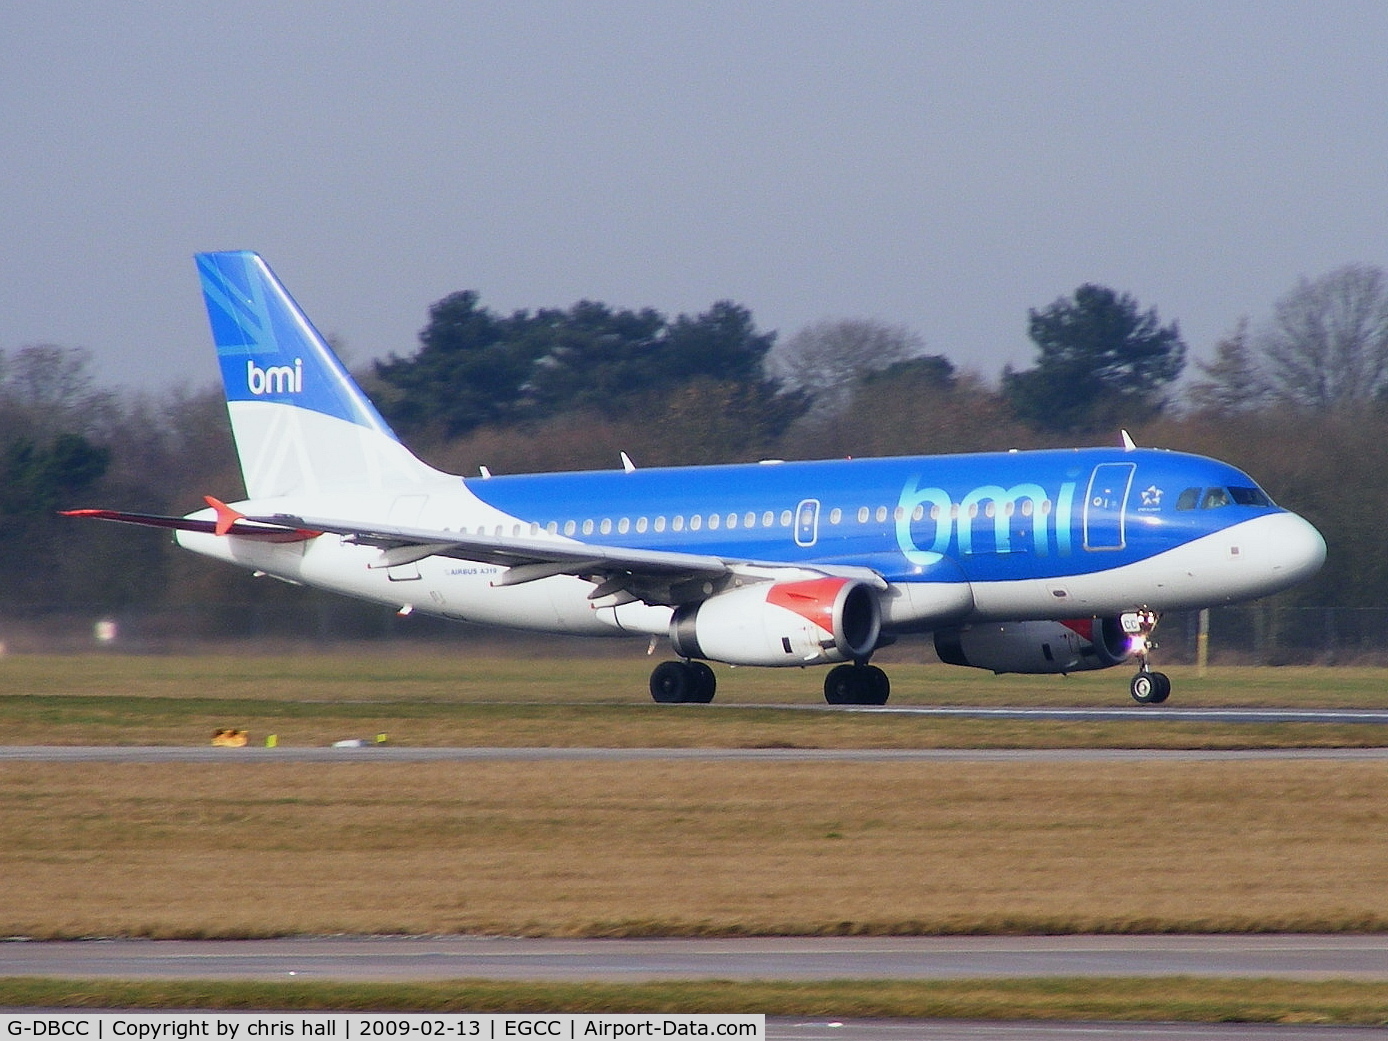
{"left": 2, "top": 977, "right": 1387, "bottom": 1025}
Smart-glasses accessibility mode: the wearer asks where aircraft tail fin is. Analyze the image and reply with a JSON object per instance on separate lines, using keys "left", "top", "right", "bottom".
{"left": 196, "top": 251, "right": 444, "bottom": 499}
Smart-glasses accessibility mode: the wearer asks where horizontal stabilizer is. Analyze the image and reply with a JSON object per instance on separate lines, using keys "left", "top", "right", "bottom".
{"left": 61, "top": 508, "right": 320, "bottom": 543}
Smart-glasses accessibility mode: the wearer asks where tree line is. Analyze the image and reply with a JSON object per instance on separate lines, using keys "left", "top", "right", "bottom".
{"left": 11, "top": 261, "right": 1388, "bottom": 644}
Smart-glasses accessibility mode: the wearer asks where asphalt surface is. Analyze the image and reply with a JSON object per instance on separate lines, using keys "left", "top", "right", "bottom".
{"left": 5, "top": 936, "right": 1387, "bottom": 1041}
{"left": 3, "top": 935, "right": 1386, "bottom": 982}
{"left": 803, "top": 704, "right": 1388, "bottom": 725}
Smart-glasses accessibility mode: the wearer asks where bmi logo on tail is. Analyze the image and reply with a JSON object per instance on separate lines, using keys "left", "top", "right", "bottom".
{"left": 246, "top": 358, "right": 303, "bottom": 396}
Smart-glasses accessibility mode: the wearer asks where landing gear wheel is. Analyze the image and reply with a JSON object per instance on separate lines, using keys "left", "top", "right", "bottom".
{"left": 686, "top": 660, "right": 717, "bottom": 703}
{"left": 863, "top": 664, "right": 890, "bottom": 705}
{"left": 824, "top": 664, "right": 859, "bottom": 705}
{"left": 649, "top": 660, "right": 716, "bottom": 704}
{"left": 650, "top": 660, "right": 694, "bottom": 703}
{"left": 824, "top": 663, "right": 891, "bottom": 706}
{"left": 1149, "top": 671, "right": 1171, "bottom": 704}
{"left": 1130, "top": 670, "right": 1171, "bottom": 705}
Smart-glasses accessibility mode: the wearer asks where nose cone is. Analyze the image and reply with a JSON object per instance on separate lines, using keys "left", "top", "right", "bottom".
{"left": 1146, "top": 508, "right": 1325, "bottom": 611}
{"left": 1265, "top": 510, "right": 1326, "bottom": 587}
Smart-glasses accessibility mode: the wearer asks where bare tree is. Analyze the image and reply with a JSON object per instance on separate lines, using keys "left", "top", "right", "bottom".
{"left": 1258, "top": 263, "right": 1388, "bottom": 410}
{"left": 1188, "top": 318, "right": 1272, "bottom": 413}
{"left": 766, "top": 317, "right": 925, "bottom": 414}
{"left": 0, "top": 344, "right": 120, "bottom": 444}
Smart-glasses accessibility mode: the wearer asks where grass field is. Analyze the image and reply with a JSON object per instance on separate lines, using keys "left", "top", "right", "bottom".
{"left": 3, "top": 757, "right": 1387, "bottom": 938}
{"left": 3, "top": 652, "right": 1387, "bottom": 1020}
{"left": 2, "top": 977, "right": 1387, "bottom": 1025}
{"left": 5, "top": 651, "right": 1388, "bottom": 708}
{"left": 4, "top": 653, "right": 1388, "bottom": 749}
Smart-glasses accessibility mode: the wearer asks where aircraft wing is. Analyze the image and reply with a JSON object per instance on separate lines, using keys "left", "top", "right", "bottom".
{"left": 258, "top": 512, "right": 886, "bottom": 607}
{"left": 65, "top": 504, "right": 884, "bottom": 607}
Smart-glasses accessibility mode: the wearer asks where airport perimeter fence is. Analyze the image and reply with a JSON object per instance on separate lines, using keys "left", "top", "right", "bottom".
{"left": 0, "top": 599, "right": 1383, "bottom": 665}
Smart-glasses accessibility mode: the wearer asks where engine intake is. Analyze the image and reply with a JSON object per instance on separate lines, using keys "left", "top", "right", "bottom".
{"left": 672, "top": 577, "right": 881, "bottom": 667}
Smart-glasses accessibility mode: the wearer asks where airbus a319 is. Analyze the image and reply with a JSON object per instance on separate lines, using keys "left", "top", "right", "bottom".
{"left": 66, "top": 252, "right": 1326, "bottom": 705}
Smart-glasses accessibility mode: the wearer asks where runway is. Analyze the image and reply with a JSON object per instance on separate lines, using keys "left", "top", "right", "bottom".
{"left": 784, "top": 704, "right": 1388, "bottom": 725}
{"left": 4, "top": 937, "right": 1386, "bottom": 1041}
{"left": 3, "top": 934, "right": 1387, "bottom": 982}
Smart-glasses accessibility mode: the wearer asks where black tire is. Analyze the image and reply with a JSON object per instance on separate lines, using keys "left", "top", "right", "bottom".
{"left": 825, "top": 663, "right": 888, "bottom": 705}
{"left": 863, "top": 664, "right": 890, "bottom": 705}
{"left": 824, "top": 663, "right": 861, "bottom": 705}
{"left": 1130, "top": 671, "right": 1162, "bottom": 704}
{"left": 650, "top": 660, "right": 694, "bottom": 703}
{"left": 1148, "top": 671, "right": 1172, "bottom": 704}
{"left": 686, "top": 660, "right": 717, "bottom": 703}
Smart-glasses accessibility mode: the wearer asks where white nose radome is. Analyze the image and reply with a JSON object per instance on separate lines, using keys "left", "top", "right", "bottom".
{"left": 1261, "top": 510, "right": 1327, "bottom": 587}
{"left": 1219, "top": 510, "right": 1325, "bottom": 602}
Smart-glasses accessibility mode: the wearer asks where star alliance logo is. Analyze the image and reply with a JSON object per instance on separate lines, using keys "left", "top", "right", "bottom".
{"left": 1140, "top": 485, "right": 1163, "bottom": 508}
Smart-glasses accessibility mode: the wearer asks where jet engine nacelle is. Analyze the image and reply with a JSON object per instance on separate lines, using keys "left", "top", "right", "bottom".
{"left": 933, "top": 617, "right": 1135, "bottom": 675}
{"left": 671, "top": 577, "right": 881, "bottom": 667}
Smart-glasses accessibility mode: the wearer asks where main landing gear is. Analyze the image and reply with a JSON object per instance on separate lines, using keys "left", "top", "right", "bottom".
{"left": 823, "top": 662, "right": 890, "bottom": 705}
{"left": 647, "top": 659, "right": 892, "bottom": 706}
{"left": 649, "top": 659, "right": 716, "bottom": 703}
{"left": 1125, "top": 610, "right": 1171, "bottom": 705}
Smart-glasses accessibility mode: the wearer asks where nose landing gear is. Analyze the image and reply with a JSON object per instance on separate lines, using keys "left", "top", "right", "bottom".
{"left": 1125, "top": 610, "right": 1170, "bottom": 704}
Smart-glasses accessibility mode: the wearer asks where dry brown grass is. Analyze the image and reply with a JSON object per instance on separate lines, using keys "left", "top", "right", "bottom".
{"left": 3, "top": 758, "right": 1386, "bottom": 939}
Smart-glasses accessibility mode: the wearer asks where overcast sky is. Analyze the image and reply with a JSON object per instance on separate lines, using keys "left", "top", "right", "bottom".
{"left": 3, "top": 1, "right": 1386, "bottom": 394}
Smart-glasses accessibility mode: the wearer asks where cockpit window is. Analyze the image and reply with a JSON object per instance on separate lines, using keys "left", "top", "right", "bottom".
{"left": 1229, "top": 485, "right": 1274, "bottom": 507}
{"left": 1201, "top": 487, "right": 1232, "bottom": 509}
{"left": 1177, "top": 485, "right": 1274, "bottom": 511}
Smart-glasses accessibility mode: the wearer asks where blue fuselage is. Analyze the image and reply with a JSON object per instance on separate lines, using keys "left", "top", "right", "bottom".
{"left": 463, "top": 446, "right": 1283, "bottom": 588}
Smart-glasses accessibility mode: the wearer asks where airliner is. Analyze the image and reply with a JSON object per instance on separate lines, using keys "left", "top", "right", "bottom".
{"left": 66, "top": 252, "right": 1326, "bottom": 705}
